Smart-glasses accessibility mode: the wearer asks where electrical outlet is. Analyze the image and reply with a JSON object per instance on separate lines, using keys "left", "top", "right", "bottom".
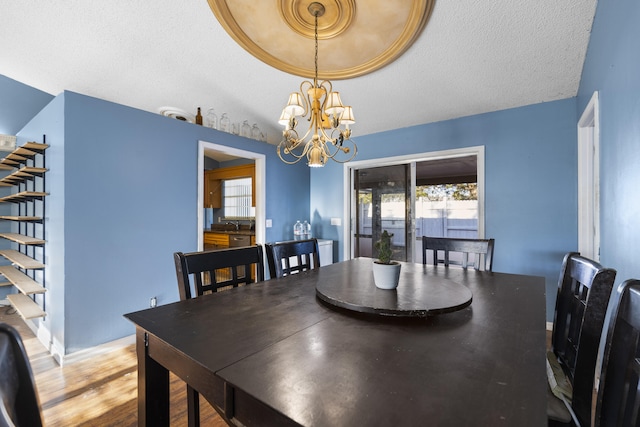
{"left": 331, "top": 217, "right": 342, "bottom": 226}
{"left": 150, "top": 297, "right": 157, "bottom": 308}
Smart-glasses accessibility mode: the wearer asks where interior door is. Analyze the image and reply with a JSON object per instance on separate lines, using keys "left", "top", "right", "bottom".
{"left": 354, "top": 164, "right": 410, "bottom": 262}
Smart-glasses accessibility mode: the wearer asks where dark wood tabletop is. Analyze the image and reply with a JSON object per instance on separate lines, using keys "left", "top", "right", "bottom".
{"left": 125, "top": 257, "right": 547, "bottom": 426}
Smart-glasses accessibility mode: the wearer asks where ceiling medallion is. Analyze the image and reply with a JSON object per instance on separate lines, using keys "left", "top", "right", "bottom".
{"left": 207, "top": 0, "right": 435, "bottom": 79}
{"left": 280, "top": 0, "right": 354, "bottom": 40}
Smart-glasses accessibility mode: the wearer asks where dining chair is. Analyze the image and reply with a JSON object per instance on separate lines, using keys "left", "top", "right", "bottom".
{"left": 421, "top": 236, "right": 495, "bottom": 271}
{"left": 591, "top": 279, "right": 640, "bottom": 427}
{"left": 265, "top": 238, "right": 320, "bottom": 278}
{"left": 173, "top": 245, "right": 265, "bottom": 427}
{"left": 174, "top": 245, "right": 265, "bottom": 300}
{"left": 547, "top": 252, "right": 616, "bottom": 426}
{"left": 0, "top": 322, "right": 43, "bottom": 427}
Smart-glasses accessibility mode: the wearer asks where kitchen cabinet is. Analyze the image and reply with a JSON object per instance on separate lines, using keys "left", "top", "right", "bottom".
{"left": 204, "top": 172, "right": 222, "bottom": 209}
{"left": 204, "top": 164, "right": 255, "bottom": 208}
{"left": 204, "top": 232, "right": 229, "bottom": 250}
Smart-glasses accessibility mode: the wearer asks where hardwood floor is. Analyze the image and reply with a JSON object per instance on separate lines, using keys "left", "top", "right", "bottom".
{"left": 0, "top": 306, "right": 227, "bottom": 426}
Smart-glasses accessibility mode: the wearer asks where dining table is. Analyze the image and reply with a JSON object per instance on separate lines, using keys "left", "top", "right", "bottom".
{"left": 124, "top": 257, "right": 547, "bottom": 426}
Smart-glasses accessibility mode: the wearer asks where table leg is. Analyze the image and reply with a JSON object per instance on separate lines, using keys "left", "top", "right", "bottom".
{"left": 136, "top": 328, "right": 170, "bottom": 426}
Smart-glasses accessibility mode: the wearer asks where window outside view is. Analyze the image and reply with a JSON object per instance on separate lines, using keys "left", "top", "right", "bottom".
{"left": 223, "top": 177, "right": 252, "bottom": 218}
{"left": 358, "top": 182, "right": 478, "bottom": 261}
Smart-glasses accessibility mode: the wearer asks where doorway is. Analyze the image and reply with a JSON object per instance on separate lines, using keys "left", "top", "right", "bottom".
{"left": 197, "top": 140, "right": 266, "bottom": 249}
{"left": 577, "top": 91, "right": 600, "bottom": 261}
{"left": 346, "top": 147, "right": 485, "bottom": 262}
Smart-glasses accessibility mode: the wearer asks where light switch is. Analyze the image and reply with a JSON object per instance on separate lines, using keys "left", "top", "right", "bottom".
{"left": 266, "top": 219, "right": 272, "bottom": 228}
{"left": 331, "top": 218, "right": 341, "bottom": 226}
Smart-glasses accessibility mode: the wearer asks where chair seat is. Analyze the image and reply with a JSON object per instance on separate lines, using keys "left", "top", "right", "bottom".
{"left": 546, "top": 351, "right": 573, "bottom": 424}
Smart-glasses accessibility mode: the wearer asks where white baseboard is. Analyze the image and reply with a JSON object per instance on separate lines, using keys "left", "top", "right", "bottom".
{"left": 60, "top": 334, "right": 135, "bottom": 366}
{"left": 28, "top": 320, "right": 134, "bottom": 366}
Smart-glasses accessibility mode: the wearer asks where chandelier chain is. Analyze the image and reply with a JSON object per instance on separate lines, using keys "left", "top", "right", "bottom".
{"left": 314, "top": 12, "right": 319, "bottom": 87}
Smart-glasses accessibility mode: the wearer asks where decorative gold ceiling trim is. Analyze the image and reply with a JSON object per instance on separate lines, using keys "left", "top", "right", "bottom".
{"left": 207, "top": 0, "right": 435, "bottom": 80}
{"left": 280, "top": 0, "right": 355, "bottom": 39}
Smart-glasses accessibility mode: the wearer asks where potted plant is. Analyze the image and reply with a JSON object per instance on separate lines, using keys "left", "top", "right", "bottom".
{"left": 372, "top": 230, "right": 401, "bottom": 289}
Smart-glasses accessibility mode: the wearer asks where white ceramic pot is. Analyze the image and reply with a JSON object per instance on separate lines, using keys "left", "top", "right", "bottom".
{"left": 372, "top": 261, "right": 401, "bottom": 289}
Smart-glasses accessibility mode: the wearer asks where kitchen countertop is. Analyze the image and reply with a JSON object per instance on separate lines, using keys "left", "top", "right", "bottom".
{"left": 204, "top": 229, "right": 255, "bottom": 236}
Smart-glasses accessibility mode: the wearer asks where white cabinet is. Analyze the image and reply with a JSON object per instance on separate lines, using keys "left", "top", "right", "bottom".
{"left": 318, "top": 239, "right": 333, "bottom": 266}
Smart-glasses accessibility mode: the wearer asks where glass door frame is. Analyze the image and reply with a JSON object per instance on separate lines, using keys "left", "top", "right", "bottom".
{"left": 343, "top": 146, "right": 485, "bottom": 261}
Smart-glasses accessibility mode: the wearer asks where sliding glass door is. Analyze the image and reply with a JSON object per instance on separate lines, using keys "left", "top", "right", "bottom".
{"left": 353, "top": 164, "right": 411, "bottom": 262}
{"left": 347, "top": 148, "right": 483, "bottom": 263}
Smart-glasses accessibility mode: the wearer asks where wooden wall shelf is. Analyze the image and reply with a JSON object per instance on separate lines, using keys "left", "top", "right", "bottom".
{"left": 0, "top": 233, "right": 45, "bottom": 245}
{"left": 7, "top": 293, "right": 46, "bottom": 319}
{"left": 0, "top": 216, "right": 42, "bottom": 222}
{"left": 0, "top": 191, "right": 47, "bottom": 203}
{"left": 0, "top": 166, "right": 48, "bottom": 186}
{"left": 0, "top": 249, "right": 45, "bottom": 269}
{"left": 0, "top": 140, "right": 48, "bottom": 320}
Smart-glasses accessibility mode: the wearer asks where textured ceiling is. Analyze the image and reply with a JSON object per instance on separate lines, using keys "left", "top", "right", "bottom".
{"left": 0, "top": 1, "right": 597, "bottom": 145}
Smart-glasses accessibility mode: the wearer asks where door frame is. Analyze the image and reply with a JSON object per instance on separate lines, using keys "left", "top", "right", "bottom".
{"left": 343, "top": 146, "right": 485, "bottom": 260}
{"left": 197, "top": 140, "right": 266, "bottom": 249}
{"left": 577, "top": 91, "right": 600, "bottom": 260}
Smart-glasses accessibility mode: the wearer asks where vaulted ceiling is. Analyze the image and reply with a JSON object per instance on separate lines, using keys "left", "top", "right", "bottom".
{"left": 1, "top": 1, "right": 597, "bottom": 145}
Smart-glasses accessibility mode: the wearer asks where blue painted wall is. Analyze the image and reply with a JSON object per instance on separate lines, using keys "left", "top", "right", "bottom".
{"left": 0, "top": 79, "right": 310, "bottom": 354}
{"left": 311, "top": 99, "right": 579, "bottom": 320}
{"left": 59, "top": 91, "right": 309, "bottom": 352}
{"left": 0, "top": 75, "right": 53, "bottom": 136}
{"left": 577, "top": 0, "right": 640, "bottom": 287}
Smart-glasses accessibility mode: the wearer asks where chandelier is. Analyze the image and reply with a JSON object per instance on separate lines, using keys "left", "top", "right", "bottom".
{"left": 276, "top": 2, "right": 357, "bottom": 167}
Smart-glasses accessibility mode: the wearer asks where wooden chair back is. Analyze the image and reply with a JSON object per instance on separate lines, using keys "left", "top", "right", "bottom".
{"left": 422, "top": 236, "right": 495, "bottom": 271}
{"left": 174, "top": 245, "right": 264, "bottom": 300}
{"left": 550, "top": 252, "right": 616, "bottom": 426}
{"left": 592, "top": 279, "right": 640, "bottom": 427}
{"left": 0, "top": 323, "right": 43, "bottom": 427}
{"left": 265, "top": 238, "right": 320, "bottom": 278}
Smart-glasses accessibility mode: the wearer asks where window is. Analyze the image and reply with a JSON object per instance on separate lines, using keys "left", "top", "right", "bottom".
{"left": 223, "top": 177, "right": 252, "bottom": 218}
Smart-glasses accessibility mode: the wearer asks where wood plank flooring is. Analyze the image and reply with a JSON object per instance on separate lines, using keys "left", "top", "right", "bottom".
{"left": 0, "top": 305, "right": 227, "bottom": 426}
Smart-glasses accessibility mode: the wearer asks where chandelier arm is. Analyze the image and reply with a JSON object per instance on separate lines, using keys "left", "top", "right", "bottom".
{"left": 299, "top": 80, "right": 313, "bottom": 117}
{"left": 326, "top": 139, "right": 358, "bottom": 163}
{"left": 277, "top": 137, "right": 314, "bottom": 164}
{"left": 318, "top": 80, "right": 332, "bottom": 112}
{"left": 296, "top": 111, "right": 316, "bottom": 142}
